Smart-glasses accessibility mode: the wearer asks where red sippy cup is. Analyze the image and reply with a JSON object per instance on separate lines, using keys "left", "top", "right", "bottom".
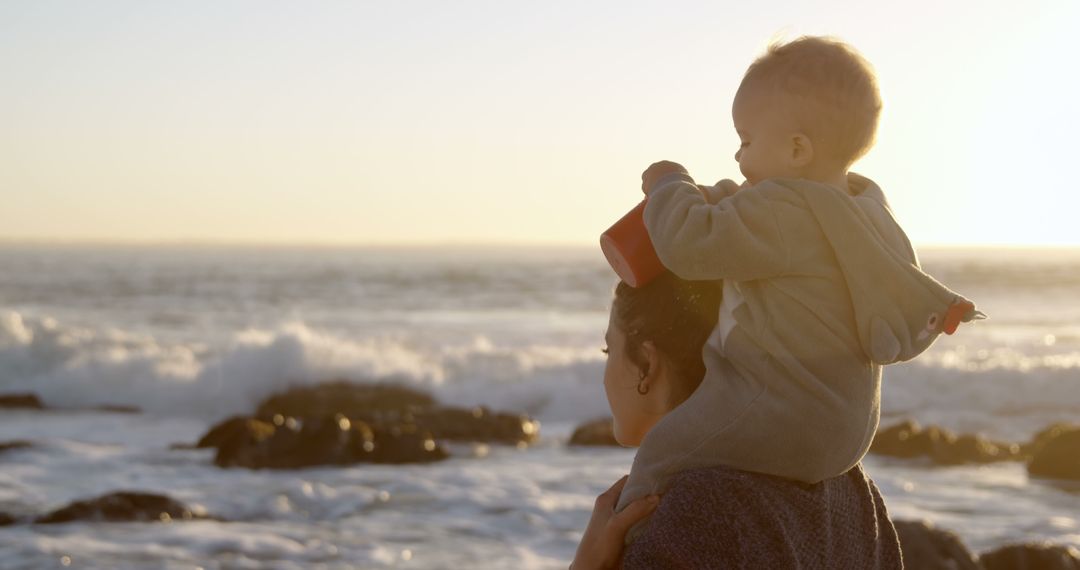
{"left": 600, "top": 198, "right": 666, "bottom": 288}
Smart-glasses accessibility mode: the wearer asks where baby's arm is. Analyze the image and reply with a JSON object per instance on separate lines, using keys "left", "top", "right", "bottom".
{"left": 643, "top": 174, "right": 789, "bottom": 281}
{"left": 698, "top": 178, "right": 747, "bottom": 204}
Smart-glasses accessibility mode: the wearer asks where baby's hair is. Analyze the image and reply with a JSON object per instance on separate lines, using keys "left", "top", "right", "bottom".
{"left": 611, "top": 272, "right": 724, "bottom": 405}
{"left": 739, "top": 35, "right": 882, "bottom": 171}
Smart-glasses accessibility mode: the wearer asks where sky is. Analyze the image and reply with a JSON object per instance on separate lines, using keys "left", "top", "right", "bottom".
{"left": 1, "top": 0, "right": 1078, "bottom": 248}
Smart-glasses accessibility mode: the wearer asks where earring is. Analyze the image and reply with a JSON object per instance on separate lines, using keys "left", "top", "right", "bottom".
{"left": 637, "top": 371, "right": 650, "bottom": 395}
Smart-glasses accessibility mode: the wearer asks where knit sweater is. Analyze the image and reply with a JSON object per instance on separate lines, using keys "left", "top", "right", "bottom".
{"left": 615, "top": 172, "right": 986, "bottom": 543}
{"left": 620, "top": 462, "right": 903, "bottom": 569}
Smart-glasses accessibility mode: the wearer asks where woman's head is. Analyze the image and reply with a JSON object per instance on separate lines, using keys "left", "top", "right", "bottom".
{"left": 602, "top": 272, "right": 724, "bottom": 446}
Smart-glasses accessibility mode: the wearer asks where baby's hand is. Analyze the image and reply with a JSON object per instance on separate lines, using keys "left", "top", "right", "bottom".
{"left": 641, "top": 160, "right": 689, "bottom": 196}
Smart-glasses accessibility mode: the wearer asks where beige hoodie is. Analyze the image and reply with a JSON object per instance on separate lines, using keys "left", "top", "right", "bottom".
{"left": 615, "top": 171, "right": 986, "bottom": 544}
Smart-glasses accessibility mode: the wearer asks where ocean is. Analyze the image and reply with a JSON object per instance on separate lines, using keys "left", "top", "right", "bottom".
{"left": 1, "top": 243, "right": 1078, "bottom": 569}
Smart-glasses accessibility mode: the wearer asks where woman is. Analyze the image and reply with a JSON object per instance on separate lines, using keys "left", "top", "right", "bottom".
{"left": 571, "top": 272, "right": 903, "bottom": 569}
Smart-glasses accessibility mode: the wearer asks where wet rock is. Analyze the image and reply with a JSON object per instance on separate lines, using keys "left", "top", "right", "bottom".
{"left": 893, "top": 519, "right": 982, "bottom": 570}
{"left": 932, "top": 433, "right": 1021, "bottom": 466}
{"left": 254, "top": 381, "right": 540, "bottom": 446}
{"left": 1028, "top": 427, "right": 1080, "bottom": 481}
{"left": 254, "top": 381, "right": 436, "bottom": 419}
{"left": 1023, "top": 422, "right": 1080, "bottom": 458}
{"left": 35, "top": 491, "right": 207, "bottom": 524}
{"left": 870, "top": 419, "right": 923, "bottom": 458}
{"left": 0, "top": 393, "right": 43, "bottom": 409}
{"left": 0, "top": 440, "right": 33, "bottom": 454}
{"left": 980, "top": 542, "right": 1080, "bottom": 569}
{"left": 366, "top": 421, "right": 449, "bottom": 464}
{"left": 207, "top": 418, "right": 277, "bottom": 468}
{"left": 196, "top": 416, "right": 274, "bottom": 449}
{"left": 408, "top": 406, "right": 540, "bottom": 445}
{"left": 93, "top": 404, "right": 141, "bottom": 414}
{"left": 569, "top": 417, "right": 620, "bottom": 447}
{"left": 204, "top": 413, "right": 448, "bottom": 469}
{"left": 871, "top": 420, "right": 1020, "bottom": 465}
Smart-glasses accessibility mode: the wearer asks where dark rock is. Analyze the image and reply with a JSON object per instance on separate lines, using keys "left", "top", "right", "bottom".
{"left": 893, "top": 519, "right": 982, "bottom": 570}
{"left": 227, "top": 414, "right": 370, "bottom": 469}
{"left": 204, "top": 413, "right": 448, "bottom": 469}
{"left": 910, "top": 425, "right": 959, "bottom": 459}
{"left": 871, "top": 419, "right": 924, "bottom": 458}
{"left": 569, "top": 417, "right": 620, "bottom": 446}
{"left": 1023, "top": 423, "right": 1080, "bottom": 458}
{"left": 1028, "top": 427, "right": 1080, "bottom": 481}
{"left": 367, "top": 421, "right": 449, "bottom": 464}
{"left": 871, "top": 420, "right": 1021, "bottom": 466}
{"left": 196, "top": 416, "right": 275, "bottom": 449}
{"left": 35, "top": 491, "right": 207, "bottom": 524}
{"left": 208, "top": 418, "right": 277, "bottom": 468}
{"left": 0, "top": 440, "right": 33, "bottom": 454}
{"left": 0, "top": 393, "right": 43, "bottom": 409}
{"left": 254, "top": 381, "right": 436, "bottom": 419}
{"left": 93, "top": 404, "right": 141, "bottom": 414}
{"left": 932, "top": 433, "right": 1020, "bottom": 466}
{"left": 980, "top": 543, "right": 1080, "bottom": 570}
{"left": 253, "top": 381, "right": 540, "bottom": 447}
{"left": 409, "top": 406, "right": 540, "bottom": 445}
{"left": 0, "top": 512, "right": 16, "bottom": 526}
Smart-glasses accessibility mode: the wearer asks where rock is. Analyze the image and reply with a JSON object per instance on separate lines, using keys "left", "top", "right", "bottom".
{"left": 871, "top": 419, "right": 924, "bottom": 458}
{"left": 893, "top": 519, "right": 982, "bottom": 570}
{"left": 910, "top": 425, "right": 959, "bottom": 459}
{"left": 980, "top": 543, "right": 1080, "bottom": 570}
{"left": 0, "top": 440, "right": 33, "bottom": 454}
{"left": 1028, "top": 427, "right": 1080, "bottom": 481}
{"left": 569, "top": 417, "right": 620, "bottom": 446}
{"left": 207, "top": 418, "right": 277, "bottom": 468}
{"left": 254, "top": 381, "right": 539, "bottom": 447}
{"left": 366, "top": 421, "right": 450, "bottom": 465}
{"left": 408, "top": 406, "right": 540, "bottom": 445}
{"left": 93, "top": 404, "right": 141, "bottom": 414}
{"left": 871, "top": 420, "right": 1021, "bottom": 466}
{"left": 1023, "top": 423, "right": 1080, "bottom": 458}
{"left": 35, "top": 491, "right": 207, "bottom": 524}
{"left": 254, "top": 381, "right": 436, "bottom": 419}
{"left": 932, "top": 433, "right": 1020, "bottom": 466}
{"left": 0, "top": 393, "right": 43, "bottom": 409}
{"left": 204, "top": 413, "right": 448, "bottom": 469}
{"left": 196, "top": 416, "right": 275, "bottom": 449}
{"left": 0, "top": 512, "right": 16, "bottom": 526}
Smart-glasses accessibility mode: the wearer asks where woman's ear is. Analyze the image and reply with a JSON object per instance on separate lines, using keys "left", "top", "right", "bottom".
{"left": 639, "top": 340, "right": 661, "bottom": 379}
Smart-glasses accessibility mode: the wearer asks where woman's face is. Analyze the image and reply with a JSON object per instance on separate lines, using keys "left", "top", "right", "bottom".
{"left": 602, "top": 308, "right": 669, "bottom": 447}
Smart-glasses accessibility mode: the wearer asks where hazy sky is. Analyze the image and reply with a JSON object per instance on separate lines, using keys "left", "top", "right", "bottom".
{"left": 2, "top": 1, "right": 1077, "bottom": 247}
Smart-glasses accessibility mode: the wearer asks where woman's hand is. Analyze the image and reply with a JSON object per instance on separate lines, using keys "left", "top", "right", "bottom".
{"left": 570, "top": 475, "right": 661, "bottom": 570}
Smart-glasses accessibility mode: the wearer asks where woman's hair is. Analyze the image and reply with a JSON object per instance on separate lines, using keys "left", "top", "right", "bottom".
{"left": 611, "top": 272, "right": 724, "bottom": 403}
{"left": 738, "top": 34, "right": 882, "bottom": 172}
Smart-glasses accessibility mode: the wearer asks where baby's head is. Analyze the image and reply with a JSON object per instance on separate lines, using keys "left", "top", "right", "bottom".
{"left": 732, "top": 35, "right": 882, "bottom": 188}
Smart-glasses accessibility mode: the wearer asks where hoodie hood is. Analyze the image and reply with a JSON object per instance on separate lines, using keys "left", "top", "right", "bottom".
{"left": 795, "top": 172, "right": 987, "bottom": 364}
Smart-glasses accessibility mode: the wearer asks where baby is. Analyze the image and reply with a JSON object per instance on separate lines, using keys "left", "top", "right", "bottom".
{"left": 614, "top": 35, "right": 986, "bottom": 542}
